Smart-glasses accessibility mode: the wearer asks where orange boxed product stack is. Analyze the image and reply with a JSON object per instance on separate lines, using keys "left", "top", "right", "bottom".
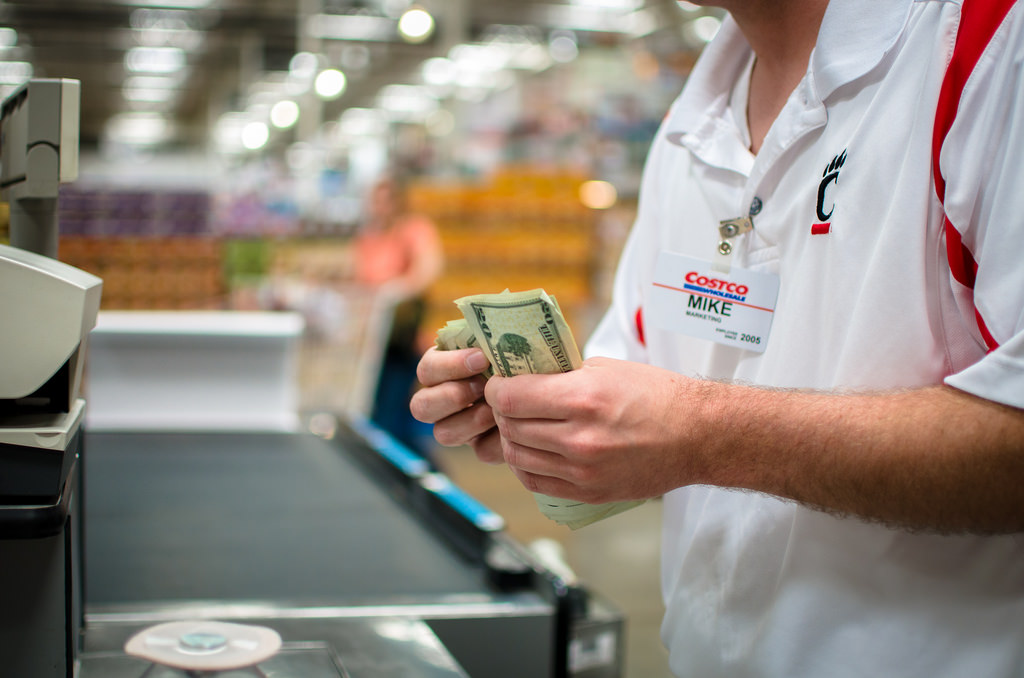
{"left": 409, "top": 166, "right": 598, "bottom": 345}
{"left": 60, "top": 236, "right": 226, "bottom": 310}
{"left": 56, "top": 186, "right": 226, "bottom": 310}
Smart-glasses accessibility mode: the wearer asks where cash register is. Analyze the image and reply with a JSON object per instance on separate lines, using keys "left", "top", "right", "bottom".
{"left": 0, "top": 78, "right": 102, "bottom": 677}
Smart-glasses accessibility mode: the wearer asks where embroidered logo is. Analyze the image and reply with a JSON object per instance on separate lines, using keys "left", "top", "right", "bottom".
{"left": 813, "top": 149, "right": 846, "bottom": 235}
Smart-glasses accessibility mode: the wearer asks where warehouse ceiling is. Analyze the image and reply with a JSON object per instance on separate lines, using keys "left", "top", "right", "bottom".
{"left": 0, "top": 0, "right": 712, "bottom": 150}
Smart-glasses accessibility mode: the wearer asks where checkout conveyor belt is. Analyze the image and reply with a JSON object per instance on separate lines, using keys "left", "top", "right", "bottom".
{"left": 80, "top": 424, "right": 624, "bottom": 678}
{"left": 84, "top": 430, "right": 492, "bottom": 605}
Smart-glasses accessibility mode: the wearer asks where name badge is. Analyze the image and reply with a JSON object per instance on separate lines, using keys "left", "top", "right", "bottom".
{"left": 649, "top": 251, "right": 780, "bottom": 353}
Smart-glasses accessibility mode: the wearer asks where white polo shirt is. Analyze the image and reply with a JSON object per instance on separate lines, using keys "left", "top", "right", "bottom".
{"left": 584, "top": 0, "right": 1024, "bottom": 675}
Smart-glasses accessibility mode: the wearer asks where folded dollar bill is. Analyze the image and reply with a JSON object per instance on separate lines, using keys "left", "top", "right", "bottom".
{"left": 435, "top": 288, "right": 645, "bottom": 529}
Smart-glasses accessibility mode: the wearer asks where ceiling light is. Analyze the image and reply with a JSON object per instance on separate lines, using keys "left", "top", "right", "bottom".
{"left": 213, "top": 112, "right": 248, "bottom": 152}
{"left": 270, "top": 100, "right": 300, "bottom": 129}
{"left": 306, "top": 14, "right": 395, "bottom": 42}
{"left": 549, "top": 34, "right": 579, "bottom": 63}
{"left": 508, "top": 44, "right": 551, "bottom": 71}
{"left": 117, "top": 0, "right": 213, "bottom": 8}
{"left": 422, "top": 57, "right": 456, "bottom": 86}
{"left": 377, "top": 84, "right": 437, "bottom": 116}
{"left": 398, "top": 7, "right": 434, "bottom": 43}
{"left": 0, "top": 61, "right": 32, "bottom": 85}
{"left": 125, "top": 46, "right": 186, "bottom": 73}
{"left": 449, "top": 44, "right": 508, "bottom": 73}
{"left": 105, "top": 112, "right": 172, "bottom": 146}
{"left": 314, "top": 69, "right": 346, "bottom": 99}
{"left": 289, "top": 51, "right": 319, "bottom": 80}
{"left": 338, "top": 108, "right": 387, "bottom": 139}
{"left": 0, "top": 28, "right": 18, "bottom": 48}
{"left": 241, "top": 121, "right": 269, "bottom": 150}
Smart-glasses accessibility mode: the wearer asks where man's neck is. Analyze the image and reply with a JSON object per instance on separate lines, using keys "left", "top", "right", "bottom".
{"left": 718, "top": 0, "right": 829, "bottom": 153}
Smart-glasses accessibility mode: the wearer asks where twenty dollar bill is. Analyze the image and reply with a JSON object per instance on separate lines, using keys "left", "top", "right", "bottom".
{"left": 436, "top": 289, "right": 645, "bottom": 529}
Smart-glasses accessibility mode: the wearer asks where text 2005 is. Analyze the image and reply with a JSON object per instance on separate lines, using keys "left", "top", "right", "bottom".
{"left": 740, "top": 333, "right": 761, "bottom": 345}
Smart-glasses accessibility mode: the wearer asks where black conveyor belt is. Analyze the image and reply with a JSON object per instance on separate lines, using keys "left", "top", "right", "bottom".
{"left": 85, "top": 430, "right": 488, "bottom": 606}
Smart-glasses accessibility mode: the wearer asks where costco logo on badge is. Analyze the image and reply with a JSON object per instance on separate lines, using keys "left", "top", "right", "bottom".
{"left": 683, "top": 271, "right": 749, "bottom": 302}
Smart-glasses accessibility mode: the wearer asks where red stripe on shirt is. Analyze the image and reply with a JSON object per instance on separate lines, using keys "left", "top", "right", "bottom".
{"left": 932, "top": 0, "right": 1014, "bottom": 350}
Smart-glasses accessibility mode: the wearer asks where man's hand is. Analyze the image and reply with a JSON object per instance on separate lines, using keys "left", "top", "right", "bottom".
{"left": 410, "top": 346, "right": 503, "bottom": 463}
{"left": 484, "top": 357, "right": 709, "bottom": 503}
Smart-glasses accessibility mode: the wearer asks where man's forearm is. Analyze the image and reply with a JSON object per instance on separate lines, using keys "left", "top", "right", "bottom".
{"left": 696, "top": 381, "right": 1024, "bottom": 533}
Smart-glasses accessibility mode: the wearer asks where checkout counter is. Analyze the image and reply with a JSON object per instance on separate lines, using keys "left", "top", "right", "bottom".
{"left": 77, "top": 311, "right": 623, "bottom": 678}
{"left": 0, "top": 80, "right": 624, "bottom": 678}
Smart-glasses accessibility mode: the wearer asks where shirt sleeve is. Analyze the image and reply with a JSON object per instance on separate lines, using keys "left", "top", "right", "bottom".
{"left": 939, "top": 4, "right": 1024, "bottom": 410}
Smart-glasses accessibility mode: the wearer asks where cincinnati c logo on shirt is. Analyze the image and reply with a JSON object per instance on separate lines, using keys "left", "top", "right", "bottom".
{"left": 813, "top": 149, "right": 846, "bottom": 235}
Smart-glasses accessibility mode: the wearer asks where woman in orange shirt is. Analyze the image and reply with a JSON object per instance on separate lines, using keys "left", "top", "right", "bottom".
{"left": 354, "top": 175, "right": 443, "bottom": 460}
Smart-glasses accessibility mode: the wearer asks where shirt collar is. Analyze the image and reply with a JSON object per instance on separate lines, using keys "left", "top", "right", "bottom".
{"left": 811, "top": 0, "right": 917, "bottom": 100}
{"left": 665, "top": 0, "right": 917, "bottom": 142}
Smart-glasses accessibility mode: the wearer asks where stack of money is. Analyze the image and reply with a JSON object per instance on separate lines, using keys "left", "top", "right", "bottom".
{"left": 435, "top": 288, "right": 645, "bottom": 530}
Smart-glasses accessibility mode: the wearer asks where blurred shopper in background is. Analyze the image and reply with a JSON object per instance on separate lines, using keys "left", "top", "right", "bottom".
{"left": 412, "top": 0, "right": 1024, "bottom": 676}
{"left": 355, "top": 173, "right": 443, "bottom": 460}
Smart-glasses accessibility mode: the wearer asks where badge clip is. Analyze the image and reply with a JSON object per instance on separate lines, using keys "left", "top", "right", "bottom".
{"left": 718, "top": 215, "right": 754, "bottom": 240}
{"left": 713, "top": 215, "right": 754, "bottom": 273}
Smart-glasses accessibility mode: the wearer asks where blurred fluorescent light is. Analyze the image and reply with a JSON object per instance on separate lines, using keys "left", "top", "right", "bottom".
{"left": 0, "top": 29, "right": 18, "bottom": 48}
{"left": 213, "top": 112, "right": 247, "bottom": 152}
{"left": 422, "top": 57, "right": 455, "bottom": 86}
{"left": 508, "top": 44, "right": 551, "bottom": 71}
{"left": 377, "top": 84, "right": 437, "bottom": 117}
{"left": 338, "top": 108, "right": 387, "bottom": 138}
{"left": 270, "top": 99, "right": 300, "bottom": 129}
{"left": 105, "top": 112, "right": 172, "bottom": 146}
{"left": 0, "top": 61, "right": 32, "bottom": 85}
{"left": 540, "top": 2, "right": 652, "bottom": 33}
{"left": 125, "top": 46, "right": 186, "bottom": 73}
{"left": 306, "top": 14, "right": 395, "bottom": 41}
{"left": 117, "top": 0, "right": 213, "bottom": 8}
{"left": 449, "top": 43, "right": 508, "bottom": 73}
{"left": 130, "top": 9, "right": 204, "bottom": 49}
{"left": 133, "top": 27, "right": 204, "bottom": 50}
{"left": 314, "top": 69, "right": 346, "bottom": 99}
{"left": 398, "top": 7, "right": 434, "bottom": 43}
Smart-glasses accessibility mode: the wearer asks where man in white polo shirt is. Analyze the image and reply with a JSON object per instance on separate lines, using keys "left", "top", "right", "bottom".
{"left": 411, "top": 0, "right": 1024, "bottom": 675}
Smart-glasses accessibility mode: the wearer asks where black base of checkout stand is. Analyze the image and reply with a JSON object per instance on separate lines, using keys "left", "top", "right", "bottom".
{"left": 0, "top": 402, "right": 85, "bottom": 678}
{"left": 74, "top": 417, "right": 624, "bottom": 678}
